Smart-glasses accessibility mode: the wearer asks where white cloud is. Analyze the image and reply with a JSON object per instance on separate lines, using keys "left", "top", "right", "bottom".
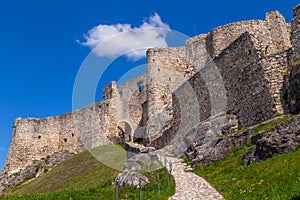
{"left": 0, "top": 147, "right": 5, "bottom": 152}
{"left": 80, "top": 13, "right": 170, "bottom": 60}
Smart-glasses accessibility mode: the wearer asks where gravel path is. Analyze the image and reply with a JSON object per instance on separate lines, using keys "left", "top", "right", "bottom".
{"left": 165, "top": 158, "right": 224, "bottom": 200}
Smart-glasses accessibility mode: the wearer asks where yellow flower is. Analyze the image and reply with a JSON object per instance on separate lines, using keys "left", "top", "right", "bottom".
{"left": 257, "top": 179, "right": 264, "bottom": 185}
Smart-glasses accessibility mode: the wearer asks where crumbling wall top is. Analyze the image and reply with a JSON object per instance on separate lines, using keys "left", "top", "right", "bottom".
{"left": 206, "top": 10, "right": 290, "bottom": 58}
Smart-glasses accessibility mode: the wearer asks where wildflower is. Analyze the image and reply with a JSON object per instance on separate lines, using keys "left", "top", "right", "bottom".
{"left": 257, "top": 179, "right": 264, "bottom": 185}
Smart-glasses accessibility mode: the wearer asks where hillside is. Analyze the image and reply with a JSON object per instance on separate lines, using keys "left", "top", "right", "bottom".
{"left": 194, "top": 144, "right": 300, "bottom": 200}
{"left": 189, "top": 114, "right": 300, "bottom": 199}
{"left": 0, "top": 148, "right": 175, "bottom": 200}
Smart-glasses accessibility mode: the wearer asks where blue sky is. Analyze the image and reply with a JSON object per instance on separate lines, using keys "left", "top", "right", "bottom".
{"left": 0, "top": 0, "right": 297, "bottom": 170}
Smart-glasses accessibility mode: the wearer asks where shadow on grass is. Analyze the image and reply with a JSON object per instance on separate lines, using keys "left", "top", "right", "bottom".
{"left": 291, "top": 195, "right": 300, "bottom": 200}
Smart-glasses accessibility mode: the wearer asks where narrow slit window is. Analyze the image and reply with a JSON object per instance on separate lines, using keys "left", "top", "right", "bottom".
{"left": 138, "top": 82, "right": 145, "bottom": 92}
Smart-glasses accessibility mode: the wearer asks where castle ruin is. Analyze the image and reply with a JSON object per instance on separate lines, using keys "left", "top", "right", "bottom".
{"left": 1, "top": 4, "right": 300, "bottom": 187}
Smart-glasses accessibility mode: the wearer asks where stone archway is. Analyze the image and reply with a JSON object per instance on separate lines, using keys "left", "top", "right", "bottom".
{"left": 118, "top": 121, "right": 133, "bottom": 143}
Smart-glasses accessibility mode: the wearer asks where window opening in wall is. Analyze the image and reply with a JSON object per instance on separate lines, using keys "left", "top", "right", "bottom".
{"left": 64, "top": 138, "right": 67, "bottom": 143}
{"left": 120, "top": 92, "right": 123, "bottom": 97}
{"left": 138, "top": 82, "right": 145, "bottom": 92}
{"left": 38, "top": 135, "right": 41, "bottom": 139}
{"left": 248, "top": 49, "right": 252, "bottom": 55}
{"left": 71, "top": 133, "right": 74, "bottom": 137}
{"left": 265, "top": 46, "right": 269, "bottom": 55}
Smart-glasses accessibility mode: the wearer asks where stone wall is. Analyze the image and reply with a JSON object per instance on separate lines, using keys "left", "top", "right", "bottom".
{"left": 148, "top": 32, "right": 275, "bottom": 150}
{"left": 185, "top": 34, "right": 211, "bottom": 68}
{"left": 116, "top": 75, "right": 147, "bottom": 141}
{"left": 283, "top": 5, "right": 300, "bottom": 114}
{"left": 291, "top": 4, "right": 300, "bottom": 60}
{"left": 145, "top": 9, "right": 292, "bottom": 144}
{"left": 283, "top": 62, "right": 300, "bottom": 113}
{"left": 3, "top": 4, "right": 300, "bottom": 185}
{"left": 4, "top": 99, "right": 115, "bottom": 173}
{"left": 145, "top": 36, "right": 213, "bottom": 140}
{"left": 73, "top": 100, "right": 113, "bottom": 148}
{"left": 3, "top": 72, "right": 149, "bottom": 174}
{"left": 260, "top": 51, "right": 290, "bottom": 113}
{"left": 213, "top": 32, "right": 274, "bottom": 127}
{"left": 146, "top": 47, "right": 197, "bottom": 139}
{"left": 206, "top": 11, "right": 290, "bottom": 58}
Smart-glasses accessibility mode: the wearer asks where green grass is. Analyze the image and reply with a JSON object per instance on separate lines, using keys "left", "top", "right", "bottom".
{"left": 193, "top": 145, "right": 300, "bottom": 200}
{"left": 1, "top": 146, "right": 175, "bottom": 200}
{"left": 225, "top": 114, "right": 296, "bottom": 136}
{"left": 292, "top": 58, "right": 300, "bottom": 67}
{"left": 252, "top": 114, "right": 295, "bottom": 134}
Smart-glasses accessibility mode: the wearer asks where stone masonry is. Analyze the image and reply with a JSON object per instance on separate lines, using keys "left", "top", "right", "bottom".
{"left": 1, "top": 4, "right": 300, "bottom": 194}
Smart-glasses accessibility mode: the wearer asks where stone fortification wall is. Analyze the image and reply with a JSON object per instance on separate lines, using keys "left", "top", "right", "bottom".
{"left": 116, "top": 75, "right": 147, "bottom": 140}
{"left": 211, "top": 32, "right": 274, "bottom": 127}
{"left": 283, "top": 5, "right": 300, "bottom": 114}
{"left": 260, "top": 51, "right": 289, "bottom": 114}
{"left": 291, "top": 4, "right": 300, "bottom": 60}
{"left": 3, "top": 4, "right": 300, "bottom": 186}
{"left": 4, "top": 99, "right": 114, "bottom": 173}
{"left": 206, "top": 11, "right": 290, "bottom": 58}
{"left": 149, "top": 32, "right": 275, "bottom": 149}
{"left": 177, "top": 32, "right": 274, "bottom": 135}
{"left": 145, "top": 9, "right": 291, "bottom": 144}
{"left": 73, "top": 100, "right": 113, "bottom": 148}
{"left": 6, "top": 117, "right": 61, "bottom": 173}
{"left": 185, "top": 34, "right": 211, "bottom": 68}
{"left": 283, "top": 63, "right": 300, "bottom": 113}
{"left": 145, "top": 37, "right": 212, "bottom": 138}
{"left": 3, "top": 74, "right": 148, "bottom": 174}
{"left": 146, "top": 47, "right": 197, "bottom": 139}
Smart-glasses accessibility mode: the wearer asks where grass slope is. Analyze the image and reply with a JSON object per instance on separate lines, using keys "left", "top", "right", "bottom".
{"left": 1, "top": 146, "right": 175, "bottom": 200}
{"left": 194, "top": 145, "right": 300, "bottom": 200}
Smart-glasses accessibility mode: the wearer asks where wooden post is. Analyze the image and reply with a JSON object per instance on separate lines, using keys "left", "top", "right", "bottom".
{"left": 115, "top": 182, "right": 119, "bottom": 200}
{"left": 139, "top": 178, "right": 143, "bottom": 200}
{"left": 156, "top": 173, "right": 161, "bottom": 198}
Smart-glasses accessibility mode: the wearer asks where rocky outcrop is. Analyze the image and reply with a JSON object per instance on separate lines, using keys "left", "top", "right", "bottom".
{"left": 185, "top": 126, "right": 251, "bottom": 167}
{"left": 242, "top": 115, "right": 300, "bottom": 164}
{"left": 115, "top": 172, "right": 150, "bottom": 187}
{"left": 0, "top": 153, "right": 71, "bottom": 195}
{"left": 115, "top": 146, "right": 162, "bottom": 187}
{"left": 186, "top": 115, "right": 300, "bottom": 167}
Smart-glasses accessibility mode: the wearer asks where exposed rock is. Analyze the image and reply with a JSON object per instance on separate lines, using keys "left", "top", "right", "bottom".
{"left": 186, "top": 115, "right": 298, "bottom": 167}
{"left": 115, "top": 150, "right": 163, "bottom": 187}
{"left": 115, "top": 172, "right": 150, "bottom": 187}
{"left": 187, "top": 131, "right": 251, "bottom": 168}
{"left": 2, "top": 4, "right": 300, "bottom": 195}
{"left": 242, "top": 115, "right": 300, "bottom": 164}
{"left": 0, "top": 152, "right": 72, "bottom": 195}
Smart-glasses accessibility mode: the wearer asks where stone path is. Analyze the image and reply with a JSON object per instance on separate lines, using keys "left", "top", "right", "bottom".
{"left": 166, "top": 158, "right": 224, "bottom": 200}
